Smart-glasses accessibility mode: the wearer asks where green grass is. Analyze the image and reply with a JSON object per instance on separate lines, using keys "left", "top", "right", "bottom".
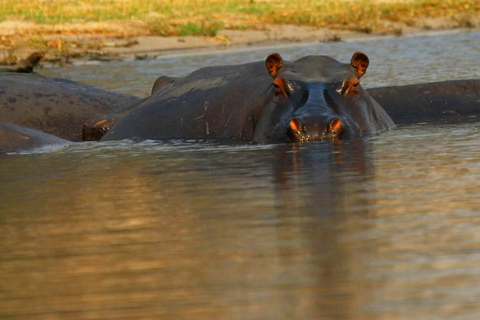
{"left": 178, "top": 22, "right": 223, "bottom": 36}
{"left": 0, "top": 0, "right": 478, "bottom": 36}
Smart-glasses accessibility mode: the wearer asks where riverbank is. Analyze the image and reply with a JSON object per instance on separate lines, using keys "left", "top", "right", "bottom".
{"left": 1, "top": 0, "right": 479, "bottom": 66}
{"left": 3, "top": 24, "right": 479, "bottom": 67}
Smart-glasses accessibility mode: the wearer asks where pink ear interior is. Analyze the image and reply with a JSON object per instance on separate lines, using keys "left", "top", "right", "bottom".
{"left": 265, "top": 53, "right": 284, "bottom": 77}
{"left": 351, "top": 52, "right": 369, "bottom": 77}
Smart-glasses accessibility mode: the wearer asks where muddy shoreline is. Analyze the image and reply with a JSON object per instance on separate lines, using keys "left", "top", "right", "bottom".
{"left": 3, "top": 23, "right": 479, "bottom": 68}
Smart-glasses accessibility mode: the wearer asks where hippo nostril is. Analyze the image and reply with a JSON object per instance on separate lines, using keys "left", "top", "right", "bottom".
{"left": 329, "top": 118, "right": 342, "bottom": 131}
{"left": 328, "top": 118, "right": 344, "bottom": 139}
{"left": 290, "top": 118, "right": 302, "bottom": 132}
{"left": 289, "top": 118, "right": 304, "bottom": 141}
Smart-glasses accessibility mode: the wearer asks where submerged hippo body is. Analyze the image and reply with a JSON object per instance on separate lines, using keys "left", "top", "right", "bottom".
{"left": 0, "top": 121, "right": 70, "bottom": 154}
{"left": 102, "top": 53, "right": 395, "bottom": 143}
{"left": 368, "top": 79, "right": 480, "bottom": 124}
{"left": 0, "top": 73, "right": 141, "bottom": 141}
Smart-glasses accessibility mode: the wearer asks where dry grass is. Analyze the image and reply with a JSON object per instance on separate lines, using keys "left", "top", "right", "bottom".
{"left": 0, "top": 0, "right": 478, "bottom": 64}
{"left": 1, "top": 0, "right": 478, "bottom": 36}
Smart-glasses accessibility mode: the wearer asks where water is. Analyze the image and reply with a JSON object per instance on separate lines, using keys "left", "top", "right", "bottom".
{"left": 2, "top": 31, "right": 480, "bottom": 319}
{"left": 40, "top": 30, "right": 480, "bottom": 96}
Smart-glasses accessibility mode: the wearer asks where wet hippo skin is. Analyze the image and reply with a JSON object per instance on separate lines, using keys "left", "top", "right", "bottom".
{"left": 0, "top": 73, "right": 141, "bottom": 141}
{"left": 102, "top": 52, "right": 395, "bottom": 143}
{"left": 0, "top": 121, "right": 70, "bottom": 153}
{"left": 368, "top": 79, "right": 480, "bottom": 124}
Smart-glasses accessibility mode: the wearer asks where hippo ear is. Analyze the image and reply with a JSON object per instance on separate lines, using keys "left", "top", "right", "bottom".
{"left": 265, "top": 53, "right": 284, "bottom": 78}
{"left": 350, "top": 52, "right": 369, "bottom": 78}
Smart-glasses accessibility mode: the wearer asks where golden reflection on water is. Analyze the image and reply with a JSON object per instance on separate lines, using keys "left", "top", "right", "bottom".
{"left": 366, "top": 126, "right": 480, "bottom": 319}
{"left": 1, "top": 125, "right": 480, "bottom": 319}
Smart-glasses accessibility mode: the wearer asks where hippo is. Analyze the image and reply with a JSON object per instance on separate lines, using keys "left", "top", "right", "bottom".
{"left": 0, "top": 73, "right": 141, "bottom": 141}
{"left": 0, "top": 121, "right": 70, "bottom": 154}
{"left": 367, "top": 79, "right": 480, "bottom": 125}
{"left": 101, "top": 52, "right": 395, "bottom": 143}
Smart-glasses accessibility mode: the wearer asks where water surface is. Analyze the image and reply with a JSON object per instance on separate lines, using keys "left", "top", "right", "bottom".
{"left": 41, "top": 30, "right": 480, "bottom": 96}
{"left": 2, "top": 31, "right": 480, "bottom": 319}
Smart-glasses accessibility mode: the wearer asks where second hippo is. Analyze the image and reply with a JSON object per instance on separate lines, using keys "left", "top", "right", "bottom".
{"left": 0, "top": 73, "right": 141, "bottom": 141}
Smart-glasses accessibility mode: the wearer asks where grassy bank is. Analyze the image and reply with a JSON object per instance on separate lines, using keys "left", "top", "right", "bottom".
{"left": 0, "top": 0, "right": 478, "bottom": 65}
{"left": 1, "top": 0, "right": 478, "bottom": 36}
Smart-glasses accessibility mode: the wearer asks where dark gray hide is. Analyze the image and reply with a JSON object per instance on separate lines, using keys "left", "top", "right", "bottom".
{"left": 0, "top": 121, "right": 70, "bottom": 153}
{"left": 368, "top": 79, "right": 480, "bottom": 124}
{"left": 0, "top": 73, "right": 141, "bottom": 141}
{"left": 102, "top": 53, "right": 395, "bottom": 143}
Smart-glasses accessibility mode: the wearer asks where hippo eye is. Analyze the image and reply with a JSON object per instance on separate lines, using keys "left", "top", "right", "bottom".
{"left": 273, "top": 83, "right": 283, "bottom": 96}
{"left": 337, "top": 78, "right": 360, "bottom": 96}
{"left": 285, "top": 81, "right": 295, "bottom": 94}
{"left": 273, "top": 78, "right": 288, "bottom": 97}
{"left": 347, "top": 79, "right": 360, "bottom": 95}
{"left": 336, "top": 81, "right": 348, "bottom": 95}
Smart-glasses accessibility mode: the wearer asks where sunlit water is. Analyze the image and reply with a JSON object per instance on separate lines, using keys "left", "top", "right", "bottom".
{"left": 2, "top": 31, "right": 480, "bottom": 319}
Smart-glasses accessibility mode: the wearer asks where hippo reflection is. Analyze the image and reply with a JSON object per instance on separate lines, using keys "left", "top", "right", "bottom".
{"left": 101, "top": 52, "right": 395, "bottom": 143}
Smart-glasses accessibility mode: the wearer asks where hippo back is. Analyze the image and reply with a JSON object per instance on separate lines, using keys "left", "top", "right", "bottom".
{"left": 368, "top": 80, "right": 480, "bottom": 124}
{"left": 0, "top": 73, "right": 141, "bottom": 141}
{"left": 102, "top": 62, "right": 273, "bottom": 141}
{"left": 0, "top": 121, "right": 70, "bottom": 154}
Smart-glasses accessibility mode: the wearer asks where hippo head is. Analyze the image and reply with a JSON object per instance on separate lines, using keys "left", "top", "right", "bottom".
{"left": 254, "top": 52, "right": 395, "bottom": 143}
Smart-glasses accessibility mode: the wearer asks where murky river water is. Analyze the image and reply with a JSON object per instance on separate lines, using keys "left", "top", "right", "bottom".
{"left": 1, "top": 31, "right": 480, "bottom": 319}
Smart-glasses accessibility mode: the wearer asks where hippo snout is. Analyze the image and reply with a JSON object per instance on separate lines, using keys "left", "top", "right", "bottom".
{"left": 288, "top": 116, "right": 344, "bottom": 142}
